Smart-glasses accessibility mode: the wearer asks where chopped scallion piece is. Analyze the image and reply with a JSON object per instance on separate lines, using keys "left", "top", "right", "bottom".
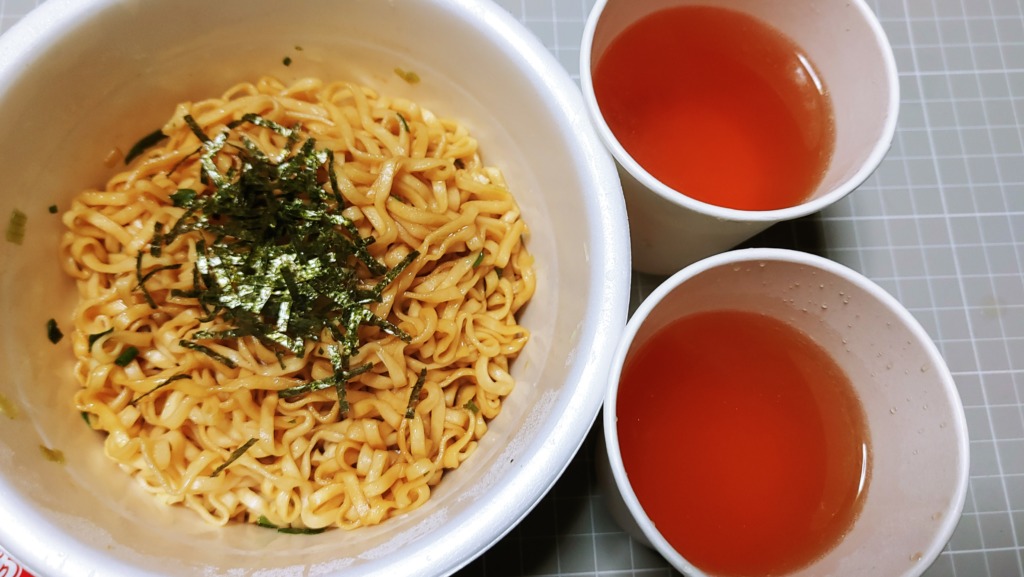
{"left": 0, "top": 393, "right": 18, "bottom": 419}
{"left": 114, "top": 346, "right": 139, "bottom": 367}
{"left": 5, "top": 208, "right": 27, "bottom": 245}
{"left": 277, "top": 526, "right": 326, "bottom": 535}
{"left": 256, "top": 514, "right": 325, "bottom": 534}
{"left": 46, "top": 318, "right": 63, "bottom": 344}
{"left": 40, "top": 445, "right": 65, "bottom": 464}
{"left": 394, "top": 67, "right": 421, "bottom": 84}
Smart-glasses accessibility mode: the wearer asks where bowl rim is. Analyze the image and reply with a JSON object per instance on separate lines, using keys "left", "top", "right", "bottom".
{"left": 0, "top": 0, "right": 632, "bottom": 575}
{"left": 603, "top": 247, "right": 970, "bottom": 577}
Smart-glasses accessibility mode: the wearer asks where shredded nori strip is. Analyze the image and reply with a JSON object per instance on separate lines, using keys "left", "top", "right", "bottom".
{"left": 135, "top": 114, "right": 418, "bottom": 409}
{"left": 405, "top": 368, "right": 428, "bottom": 419}
{"left": 124, "top": 128, "right": 168, "bottom": 164}
{"left": 178, "top": 340, "right": 237, "bottom": 368}
{"left": 210, "top": 438, "right": 258, "bottom": 477}
{"left": 130, "top": 374, "right": 190, "bottom": 406}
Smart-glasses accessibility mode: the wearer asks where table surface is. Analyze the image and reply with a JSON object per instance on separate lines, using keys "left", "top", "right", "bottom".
{"left": 2, "top": 0, "right": 1023, "bottom": 576}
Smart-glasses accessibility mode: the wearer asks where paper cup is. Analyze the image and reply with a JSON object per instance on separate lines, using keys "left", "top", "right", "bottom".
{"left": 600, "top": 248, "right": 969, "bottom": 576}
{"left": 581, "top": 0, "right": 900, "bottom": 275}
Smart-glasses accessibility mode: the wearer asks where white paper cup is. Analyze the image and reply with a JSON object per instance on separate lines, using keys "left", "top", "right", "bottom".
{"left": 600, "top": 248, "right": 969, "bottom": 577}
{"left": 581, "top": 0, "right": 900, "bottom": 275}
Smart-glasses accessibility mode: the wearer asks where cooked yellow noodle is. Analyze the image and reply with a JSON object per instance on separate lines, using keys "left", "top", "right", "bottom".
{"left": 59, "top": 76, "right": 535, "bottom": 529}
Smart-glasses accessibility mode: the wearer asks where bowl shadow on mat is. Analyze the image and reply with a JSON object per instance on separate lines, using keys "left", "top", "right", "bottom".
{"left": 457, "top": 423, "right": 680, "bottom": 577}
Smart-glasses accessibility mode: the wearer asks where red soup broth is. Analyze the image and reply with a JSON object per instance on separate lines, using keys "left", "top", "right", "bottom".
{"left": 616, "top": 309, "right": 870, "bottom": 577}
{"left": 592, "top": 6, "right": 835, "bottom": 211}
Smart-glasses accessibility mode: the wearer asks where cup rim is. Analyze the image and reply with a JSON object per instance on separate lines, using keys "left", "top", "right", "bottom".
{"left": 579, "top": 0, "right": 901, "bottom": 223}
{"left": 602, "top": 247, "right": 970, "bottom": 577}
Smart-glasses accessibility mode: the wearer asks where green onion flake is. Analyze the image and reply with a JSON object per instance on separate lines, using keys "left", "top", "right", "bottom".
{"left": 114, "top": 346, "right": 139, "bottom": 367}
{"left": 46, "top": 318, "right": 63, "bottom": 344}
{"left": 39, "top": 445, "right": 65, "bottom": 464}
{"left": 134, "top": 114, "right": 419, "bottom": 409}
{"left": 5, "top": 208, "right": 27, "bottom": 245}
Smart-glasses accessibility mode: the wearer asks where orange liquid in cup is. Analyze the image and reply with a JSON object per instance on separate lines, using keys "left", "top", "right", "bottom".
{"left": 593, "top": 6, "right": 835, "bottom": 211}
{"left": 616, "top": 310, "right": 870, "bottom": 577}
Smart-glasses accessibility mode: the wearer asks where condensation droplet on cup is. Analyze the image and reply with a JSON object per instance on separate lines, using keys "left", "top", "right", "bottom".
{"left": 820, "top": 304, "right": 828, "bottom": 310}
{"left": 921, "top": 364, "right": 930, "bottom": 373}
{"left": 890, "top": 406, "right": 898, "bottom": 415}
{"left": 939, "top": 422, "right": 947, "bottom": 429}
{"left": 932, "top": 511, "right": 944, "bottom": 520}
{"left": 910, "top": 552, "right": 923, "bottom": 562}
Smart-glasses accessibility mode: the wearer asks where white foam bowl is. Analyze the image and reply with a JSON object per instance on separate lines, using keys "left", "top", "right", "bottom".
{"left": 0, "top": 1, "right": 631, "bottom": 575}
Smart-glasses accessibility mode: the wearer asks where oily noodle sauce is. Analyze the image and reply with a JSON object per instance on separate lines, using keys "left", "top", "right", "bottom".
{"left": 593, "top": 6, "right": 835, "bottom": 211}
{"left": 617, "top": 310, "right": 870, "bottom": 577}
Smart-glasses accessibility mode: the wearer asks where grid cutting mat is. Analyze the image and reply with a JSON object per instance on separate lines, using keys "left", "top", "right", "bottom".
{"left": 1, "top": 0, "right": 1023, "bottom": 575}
